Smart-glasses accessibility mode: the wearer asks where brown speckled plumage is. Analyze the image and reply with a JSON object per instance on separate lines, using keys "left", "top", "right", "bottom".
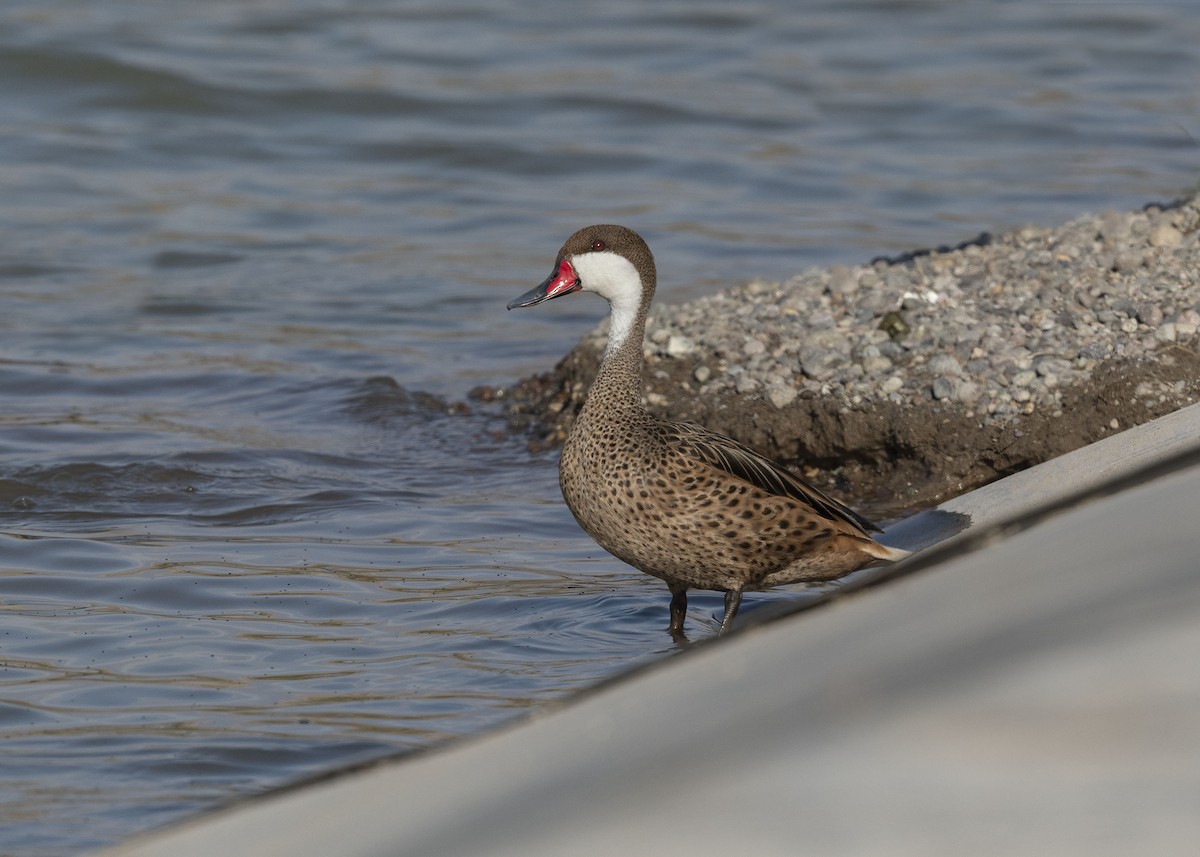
{"left": 509, "top": 224, "right": 908, "bottom": 637}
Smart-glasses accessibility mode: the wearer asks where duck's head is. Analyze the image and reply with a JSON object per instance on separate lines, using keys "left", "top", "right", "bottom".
{"left": 507, "top": 224, "right": 656, "bottom": 313}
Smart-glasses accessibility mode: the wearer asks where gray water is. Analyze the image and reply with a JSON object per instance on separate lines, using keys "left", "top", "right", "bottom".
{"left": 1, "top": 2, "right": 1197, "bottom": 853}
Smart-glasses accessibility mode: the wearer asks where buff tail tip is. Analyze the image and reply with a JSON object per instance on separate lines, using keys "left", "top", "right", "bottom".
{"left": 864, "top": 541, "right": 912, "bottom": 563}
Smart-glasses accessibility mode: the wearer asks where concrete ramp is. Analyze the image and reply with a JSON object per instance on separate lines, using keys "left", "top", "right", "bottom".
{"left": 102, "top": 403, "right": 1200, "bottom": 857}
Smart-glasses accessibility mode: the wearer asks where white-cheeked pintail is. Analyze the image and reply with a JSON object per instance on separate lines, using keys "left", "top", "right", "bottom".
{"left": 508, "top": 224, "right": 909, "bottom": 638}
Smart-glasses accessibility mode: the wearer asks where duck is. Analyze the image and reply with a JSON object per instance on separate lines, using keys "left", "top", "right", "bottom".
{"left": 508, "top": 224, "right": 909, "bottom": 638}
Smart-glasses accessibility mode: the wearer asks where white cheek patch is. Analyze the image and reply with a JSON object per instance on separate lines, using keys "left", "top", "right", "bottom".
{"left": 571, "top": 251, "right": 645, "bottom": 355}
{"left": 572, "top": 252, "right": 641, "bottom": 302}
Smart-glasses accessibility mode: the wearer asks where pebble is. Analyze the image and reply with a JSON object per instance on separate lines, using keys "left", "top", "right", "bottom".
{"left": 1173, "top": 309, "right": 1200, "bottom": 339}
{"left": 1034, "top": 357, "right": 1072, "bottom": 377}
{"left": 1150, "top": 224, "right": 1183, "bottom": 248}
{"left": 768, "top": 385, "right": 798, "bottom": 409}
{"left": 573, "top": 195, "right": 1200, "bottom": 425}
{"left": 1135, "top": 302, "right": 1164, "bottom": 326}
{"left": 666, "top": 335, "right": 695, "bottom": 357}
{"left": 931, "top": 377, "right": 956, "bottom": 400}
{"left": 954, "top": 381, "right": 982, "bottom": 404}
{"left": 861, "top": 355, "right": 893, "bottom": 374}
{"left": 926, "top": 354, "right": 963, "bottom": 376}
{"left": 827, "top": 265, "right": 858, "bottom": 297}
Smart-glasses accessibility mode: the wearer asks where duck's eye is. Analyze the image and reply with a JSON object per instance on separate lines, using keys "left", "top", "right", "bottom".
{"left": 591, "top": 240, "right": 606, "bottom": 251}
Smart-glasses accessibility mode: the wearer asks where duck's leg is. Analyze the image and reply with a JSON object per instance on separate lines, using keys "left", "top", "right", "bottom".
{"left": 718, "top": 587, "right": 743, "bottom": 636}
{"left": 667, "top": 581, "right": 689, "bottom": 639}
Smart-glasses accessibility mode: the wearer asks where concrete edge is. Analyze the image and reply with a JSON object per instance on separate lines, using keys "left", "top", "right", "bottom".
{"left": 97, "top": 401, "right": 1200, "bottom": 856}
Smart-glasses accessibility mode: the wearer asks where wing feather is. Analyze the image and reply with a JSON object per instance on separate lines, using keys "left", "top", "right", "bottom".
{"left": 663, "top": 421, "right": 880, "bottom": 535}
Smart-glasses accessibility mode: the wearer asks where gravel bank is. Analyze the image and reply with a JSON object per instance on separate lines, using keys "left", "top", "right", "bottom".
{"left": 491, "top": 194, "right": 1200, "bottom": 514}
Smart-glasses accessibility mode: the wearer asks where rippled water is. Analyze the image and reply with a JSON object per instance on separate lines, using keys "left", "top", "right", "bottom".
{"left": 1, "top": 1, "right": 1197, "bottom": 853}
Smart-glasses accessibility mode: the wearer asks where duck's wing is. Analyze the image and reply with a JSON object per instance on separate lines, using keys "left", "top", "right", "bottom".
{"left": 663, "top": 420, "right": 881, "bottom": 535}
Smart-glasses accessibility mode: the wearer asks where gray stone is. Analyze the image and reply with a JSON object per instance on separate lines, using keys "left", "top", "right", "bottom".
{"left": 876, "top": 340, "right": 905, "bottom": 359}
{"left": 1150, "top": 224, "right": 1183, "bottom": 248}
{"left": 1135, "top": 301, "right": 1164, "bottom": 326}
{"left": 954, "top": 381, "right": 983, "bottom": 404}
{"left": 931, "top": 376, "right": 957, "bottom": 400}
{"left": 861, "top": 355, "right": 894, "bottom": 374}
{"left": 768, "top": 385, "right": 798, "bottom": 409}
{"left": 926, "top": 354, "right": 963, "bottom": 377}
{"left": 734, "top": 373, "right": 758, "bottom": 394}
{"left": 828, "top": 265, "right": 859, "bottom": 297}
{"left": 1034, "top": 357, "right": 1073, "bottom": 378}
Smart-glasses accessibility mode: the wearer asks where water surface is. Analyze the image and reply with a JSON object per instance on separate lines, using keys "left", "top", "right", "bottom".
{"left": 1, "top": 1, "right": 1197, "bottom": 853}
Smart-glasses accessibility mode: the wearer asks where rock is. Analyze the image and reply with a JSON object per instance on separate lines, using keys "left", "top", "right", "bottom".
{"left": 861, "top": 355, "right": 894, "bottom": 374}
{"left": 803, "top": 363, "right": 839, "bottom": 383}
{"left": 1171, "top": 309, "right": 1200, "bottom": 339}
{"left": 1150, "top": 224, "right": 1183, "bottom": 248}
{"left": 954, "top": 380, "right": 982, "bottom": 404}
{"left": 1135, "top": 301, "right": 1164, "bottom": 327}
{"left": 768, "top": 385, "right": 798, "bottom": 409}
{"left": 931, "top": 376, "right": 957, "bottom": 400}
{"left": 1097, "top": 210, "right": 1127, "bottom": 247}
{"left": 926, "top": 354, "right": 963, "bottom": 376}
{"left": 827, "top": 265, "right": 858, "bottom": 297}
{"left": 693, "top": 365, "right": 712, "bottom": 383}
{"left": 1034, "top": 357, "right": 1073, "bottom": 378}
{"left": 799, "top": 346, "right": 837, "bottom": 378}
{"left": 734, "top": 373, "right": 757, "bottom": 394}
{"left": 666, "top": 335, "right": 695, "bottom": 357}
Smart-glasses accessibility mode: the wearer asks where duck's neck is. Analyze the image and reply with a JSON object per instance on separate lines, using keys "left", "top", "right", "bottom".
{"left": 585, "top": 289, "right": 648, "bottom": 417}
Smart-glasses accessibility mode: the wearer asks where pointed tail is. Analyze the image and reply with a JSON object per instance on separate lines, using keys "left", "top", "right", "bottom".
{"left": 862, "top": 541, "right": 912, "bottom": 562}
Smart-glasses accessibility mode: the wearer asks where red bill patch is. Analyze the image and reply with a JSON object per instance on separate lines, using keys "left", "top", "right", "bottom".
{"left": 545, "top": 258, "right": 580, "bottom": 297}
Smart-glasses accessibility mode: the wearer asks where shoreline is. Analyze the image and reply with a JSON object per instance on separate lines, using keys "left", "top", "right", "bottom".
{"left": 485, "top": 194, "right": 1200, "bottom": 515}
